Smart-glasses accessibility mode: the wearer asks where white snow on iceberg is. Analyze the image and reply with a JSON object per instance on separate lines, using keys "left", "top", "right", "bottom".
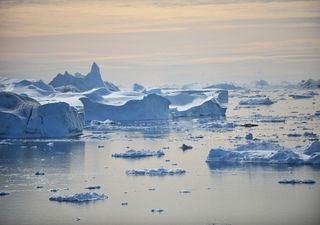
{"left": 112, "top": 149, "right": 164, "bottom": 158}
{"left": 49, "top": 192, "right": 107, "bottom": 203}
{"left": 206, "top": 141, "right": 320, "bottom": 165}
{"left": 126, "top": 167, "right": 186, "bottom": 176}
{"left": 0, "top": 92, "right": 83, "bottom": 138}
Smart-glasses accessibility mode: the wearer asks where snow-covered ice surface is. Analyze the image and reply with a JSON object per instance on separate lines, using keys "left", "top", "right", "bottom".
{"left": 0, "top": 85, "right": 320, "bottom": 225}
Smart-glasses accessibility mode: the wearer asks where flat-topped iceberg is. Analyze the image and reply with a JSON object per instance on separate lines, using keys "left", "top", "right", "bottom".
{"left": 126, "top": 167, "right": 186, "bottom": 176}
{"left": 80, "top": 94, "right": 170, "bottom": 121}
{"left": 206, "top": 141, "right": 320, "bottom": 165}
{"left": 0, "top": 92, "right": 83, "bottom": 138}
{"left": 112, "top": 149, "right": 164, "bottom": 158}
{"left": 49, "top": 192, "right": 107, "bottom": 203}
{"left": 239, "top": 97, "right": 273, "bottom": 105}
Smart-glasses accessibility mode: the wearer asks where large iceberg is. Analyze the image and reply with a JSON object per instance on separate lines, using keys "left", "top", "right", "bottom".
{"left": 206, "top": 141, "right": 320, "bottom": 165}
{"left": 0, "top": 92, "right": 83, "bottom": 138}
{"left": 49, "top": 192, "right": 106, "bottom": 203}
{"left": 80, "top": 94, "right": 170, "bottom": 121}
{"left": 49, "top": 62, "right": 118, "bottom": 92}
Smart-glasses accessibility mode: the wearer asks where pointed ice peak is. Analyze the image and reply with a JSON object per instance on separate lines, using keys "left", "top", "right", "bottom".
{"left": 90, "top": 62, "right": 100, "bottom": 74}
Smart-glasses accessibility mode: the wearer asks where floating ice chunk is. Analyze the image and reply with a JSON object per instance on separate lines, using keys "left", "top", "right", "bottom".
{"left": 112, "top": 149, "right": 164, "bottom": 158}
{"left": 49, "top": 192, "right": 107, "bottom": 203}
{"left": 297, "top": 79, "right": 320, "bottom": 89}
{"left": 239, "top": 97, "right": 273, "bottom": 105}
{"left": 85, "top": 185, "right": 101, "bottom": 190}
{"left": 202, "top": 121, "right": 235, "bottom": 129}
{"left": 278, "top": 179, "right": 316, "bottom": 184}
{"left": 126, "top": 167, "right": 186, "bottom": 176}
{"left": 80, "top": 94, "right": 170, "bottom": 121}
{"left": 257, "top": 117, "right": 285, "bottom": 123}
{"left": 215, "top": 90, "right": 228, "bottom": 104}
{"left": 207, "top": 141, "right": 320, "bottom": 165}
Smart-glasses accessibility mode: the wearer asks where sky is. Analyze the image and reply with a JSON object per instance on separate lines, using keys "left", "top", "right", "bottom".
{"left": 0, "top": 0, "right": 319, "bottom": 86}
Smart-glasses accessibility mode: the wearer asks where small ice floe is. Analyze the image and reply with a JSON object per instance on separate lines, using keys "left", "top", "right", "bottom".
{"left": 239, "top": 97, "right": 273, "bottom": 106}
{"left": 112, "top": 149, "right": 164, "bottom": 158}
{"left": 0, "top": 192, "right": 9, "bottom": 196}
{"left": 151, "top": 208, "right": 164, "bottom": 213}
{"left": 179, "top": 190, "right": 192, "bottom": 194}
{"left": 85, "top": 185, "right": 101, "bottom": 190}
{"left": 206, "top": 141, "right": 320, "bottom": 165}
{"left": 35, "top": 171, "right": 45, "bottom": 176}
{"left": 126, "top": 167, "right": 186, "bottom": 176}
{"left": 49, "top": 192, "right": 107, "bottom": 203}
{"left": 180, "top": 144, "right": 192, "bottom": 151}
{"left": 257, "top": 117, "right": 286, "bottom": 123}
{"left": 47, "top": 142, "right": 54, "bottom": 147}
{"left": 278, "top": 179, "right": 316, "bottom": 184}
{"left": 245, "top": 133, "right": 253, "bottom": 140}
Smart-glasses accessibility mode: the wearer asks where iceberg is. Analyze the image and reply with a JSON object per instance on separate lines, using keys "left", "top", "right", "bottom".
{"left": 206, "top": 141, "right": 320, "bottom": 165}
{"left": 49, "top": 192, "right": 107, "bottom": 203}
{"left": 239, "top": 97, "right": 273, "bottom": 105}
{"left": 112, "top": 149, "right": 164, "bottom": 158}
{"left": 132, "top": 83, "right": 146, "bottom": 93}
{"left": 170, "top": 97, "right": 226, "bottom": 118}
{"left": 0, "top": 92, "right": 83, "bottom": 138}
{"left": 49, "top": 62, "right": 118, "bottom": 92}
{"left": 297, "top": 79, "right": 320, "bottom": 89}
{"left": 126, "top": 167, "right": 186, "bottom": 176}
{"left": 80, "top": 94, "right": 170, "bottom": 121}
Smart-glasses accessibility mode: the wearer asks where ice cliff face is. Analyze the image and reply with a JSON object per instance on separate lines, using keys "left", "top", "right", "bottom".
{"left": 49, "top": 62, "right": 118, "bottom": 92}
{"left": 80, "top": 94, "right": 171, "bottom": 121}
{"left": 0, "top": 92, "right": 83, "bottom": 138}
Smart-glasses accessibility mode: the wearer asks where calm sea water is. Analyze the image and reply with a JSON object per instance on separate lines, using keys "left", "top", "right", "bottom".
{"left": 0, "top": 89, "right": 319, "bottom": 225}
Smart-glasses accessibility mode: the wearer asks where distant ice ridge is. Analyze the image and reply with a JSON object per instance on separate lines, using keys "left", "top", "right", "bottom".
{"left": 126, "top": 167, "right": 186, "bottom": 176}
{"left": 0, "top": 77, "right": 55, "bottom": 98}
{"left": 49, "top": 192, "right": 107, "bottom": 203}
{"left": 112, "top": 149, "right": 164, "bottom": 158}
{"left": 239, "top": 97, "right": 273, "bottom": 105}
{"left": 49, "top": 62, "right": 119, "bottom": 92}
{"left": 0, "top": 92, "right": 83, "bottom": 138}
{"left": 80, "top": 94, "right": 171, "bottom": 121}
{"left": 206, "top": 141, "right": 320, "bottom": 165}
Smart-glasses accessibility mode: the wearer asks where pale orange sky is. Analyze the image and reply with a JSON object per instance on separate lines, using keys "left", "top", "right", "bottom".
{"left": 0, "top": 0, "right": 319, "bottom": 86}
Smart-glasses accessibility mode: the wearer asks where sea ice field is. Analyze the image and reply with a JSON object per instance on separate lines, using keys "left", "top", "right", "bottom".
{"left": 0, "top": 65, "right": 320, "bottom": 225}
